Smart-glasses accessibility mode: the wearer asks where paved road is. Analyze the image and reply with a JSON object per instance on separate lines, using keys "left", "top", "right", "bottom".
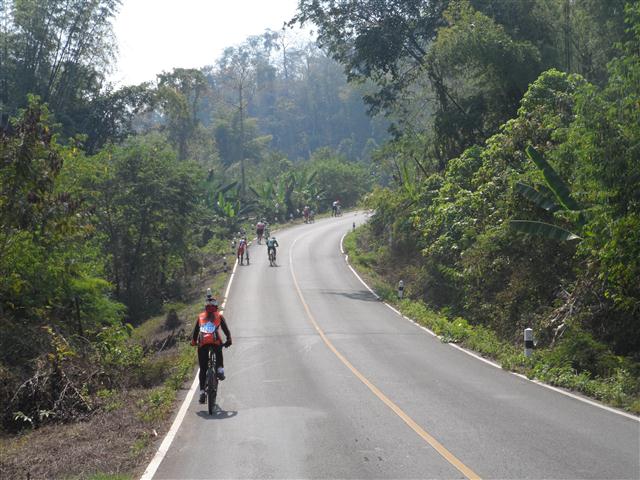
{"left": 153, "top": 213, "right": 639, "bottom": 479}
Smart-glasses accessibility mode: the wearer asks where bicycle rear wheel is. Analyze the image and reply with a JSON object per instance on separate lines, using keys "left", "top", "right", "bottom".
{"left": 207, "top": 367, "right": 217, "bottom": 415}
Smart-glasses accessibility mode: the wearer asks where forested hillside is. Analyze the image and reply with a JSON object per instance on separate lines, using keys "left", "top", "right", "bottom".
{"left": 0, "top": 0, "right": 376, "bottom": 436}
{"left": 294, "top": 0, "right": 640, "bottom": 409}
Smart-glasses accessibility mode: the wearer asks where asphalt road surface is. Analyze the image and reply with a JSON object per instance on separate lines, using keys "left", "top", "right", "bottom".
{"left": 152, "top": 213, "right": 639, "bottom": 479}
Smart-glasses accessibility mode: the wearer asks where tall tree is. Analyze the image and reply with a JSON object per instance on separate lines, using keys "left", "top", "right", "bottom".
{"left": 292, "top": 0, "right": 448, "bottom": 113}
{"left": 156, "top": 68, "right": 208, "bottom": 160}
{"left": 4, "top": 0, "right": 120, "bottom": 134}
{"left": 217, "top": 45, "right": 255, "bottom": 196}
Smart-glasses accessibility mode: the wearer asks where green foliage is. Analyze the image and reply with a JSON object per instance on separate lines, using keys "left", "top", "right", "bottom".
{"left": 427, "top": 0, "right": 543, "bottom": 158}
{"left": 137, "top": 344, "right": 192, "bottom": 423}
{"left": 541, "top": 326, "right": 621, "bottom": 377}
{"left": 96, "top": 389, "right": 122, "bottom": 413}
{"left": 353, "top": 4, "right": 640, "bottom": 370}
{"left": 513, "top": 182, "right": 560, "bottom": 212}
{"left": 524, "top": 146, "right": 580, "bottom": 212}
{"left": 292, "top": 0, "right": 445, "bottom": 112}
{"left": 73, "top": 134, "right": 202, "bottom": 319}
{"left": 96, "top": 324, "right": 144, "bottom": 372}
{"left": 346, "top": 226, "right": 639, "bottom": 411}
{"left": 509, "top": 220, "right": 580, "bottom": 241}
{"left": 1, "top": 0, "right": 120, "bottom": 137}
{"left": 306, "top": 150, "right": 371, "bottom": 208}
{"left": 0, "top": 99, "right": 124, "bottom": 363}
{"left": 156, "top": 68, "right": 208, "bottom": 161}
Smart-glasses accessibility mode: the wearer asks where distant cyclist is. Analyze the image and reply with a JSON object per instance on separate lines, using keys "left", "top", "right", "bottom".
{"left": 266, "top": 236, "right": 279, "bottom": 262}
{"left": 256, "top": 220, "right": 266, "bottom": 244}
{"left": 191, "top": 290, "right": 232, "bottom": 404}
{"left": 303, "top": 205, "right": 310, "bottom": 223}
{"left": 237, "top": 237, "right": 248, "bottom": 265}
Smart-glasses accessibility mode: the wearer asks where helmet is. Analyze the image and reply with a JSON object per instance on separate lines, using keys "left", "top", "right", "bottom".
{"left": 205, "top": 299, "right": 218, "bottom": 313}
{"left": 205, "top": 288, "right": 218, "bottom": 312}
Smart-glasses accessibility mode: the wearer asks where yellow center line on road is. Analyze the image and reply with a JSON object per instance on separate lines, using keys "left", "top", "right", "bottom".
{"left": 289, "top": 233, "right": 481, "bottom": 480}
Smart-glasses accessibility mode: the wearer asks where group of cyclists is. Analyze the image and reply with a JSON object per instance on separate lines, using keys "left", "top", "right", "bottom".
{"left": 195, "top": 201, "right": 347, "bottom": 407}
{"left": 233, "top": 220, "right": 279, "bottom": 267}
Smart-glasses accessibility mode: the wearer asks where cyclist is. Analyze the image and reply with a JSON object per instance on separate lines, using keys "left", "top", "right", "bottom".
{"left": 256, "top": 220, "right": 266, "bottom": 244}
{"left": 332, "top": 200, "right": 338, "bottom": 217}
{"left": 237, "top": 237, "right": 248, "bottom": 265}
{"left": 243, "top": 236, "right": 250, "bottom": 264}
{"left": 266, "top": 236, "right": 279, "bottom": 262}
{"left": 191, "top": 290, "right": 232, "bottom": 404}
{"left": 303, "top": 205, "right": 310, "bottom": 223}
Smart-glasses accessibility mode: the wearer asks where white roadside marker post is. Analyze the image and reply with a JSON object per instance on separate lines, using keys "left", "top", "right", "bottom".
{"left": 398, "top": 280, "right": 404, "bottom": 299}
{"left": 524, "top": 328, "right": 534, "bottom": 357}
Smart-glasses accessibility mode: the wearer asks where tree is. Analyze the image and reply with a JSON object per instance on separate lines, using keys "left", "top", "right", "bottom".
{"left": 1, "top": 98, "right": 123, "bottom": 363}
{"left": 81, "top": 83, "right": 154, "bottom": 154}
{"left": 292, "top": 0, "right": 448, "bottom": 113}
{"left": 156, "top": 68, "right": 209, "bottom": 161}
{"left": 217, "top": 45, "right": 255, "bottom": 195}
{"left": 77, "top": 134, "right": 201, "bottom": 319}
{"left": 3, "top": 0, "right": 120, "bottom": 135}
{"left": 426, "top": 1, "right": 543, "bottom": 160}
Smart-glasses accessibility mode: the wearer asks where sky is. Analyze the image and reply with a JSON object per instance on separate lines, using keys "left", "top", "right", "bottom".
{"left": 111, "top": 0, "right": 307, "bottom": 86}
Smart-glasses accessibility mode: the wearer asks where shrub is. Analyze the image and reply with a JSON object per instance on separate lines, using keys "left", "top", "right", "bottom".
{"left": 544, "top": 327, "right": 620, "bottom": 377}
{"left": 164, "top": 309, "right": 180, "bottom": 331}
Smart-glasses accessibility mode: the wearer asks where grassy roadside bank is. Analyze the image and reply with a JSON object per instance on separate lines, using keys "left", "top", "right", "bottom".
{"left": 343, "top": 227, "right": 640, "bottom": 415}
{"left": 0, "top": 268, "right": 232, "bottom": 480}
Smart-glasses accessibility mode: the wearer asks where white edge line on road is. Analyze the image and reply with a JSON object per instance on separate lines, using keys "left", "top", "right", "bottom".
{"left": 140, "top": 258, "right": 240, "bottom": 480}
{"left": 339, "top": 234, "right": 640, "bottom": 422}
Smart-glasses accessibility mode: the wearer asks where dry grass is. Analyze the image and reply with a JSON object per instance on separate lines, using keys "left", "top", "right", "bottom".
{"left": 0, "top": 389, "right": 158, "bottom": 479}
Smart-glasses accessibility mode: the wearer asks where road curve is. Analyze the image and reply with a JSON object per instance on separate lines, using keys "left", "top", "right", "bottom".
{"left": 152, "top": 213, "right": 639, "bottom": 479}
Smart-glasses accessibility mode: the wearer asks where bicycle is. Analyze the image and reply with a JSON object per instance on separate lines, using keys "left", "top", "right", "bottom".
{"left": 203, "top": 342, "right": 230, "bottom": 415}
{"left": 268, "top": 249, "right": 276, "bottom": 267}
{"left": 204, "top": 345, "right": 219, "bottom": 414}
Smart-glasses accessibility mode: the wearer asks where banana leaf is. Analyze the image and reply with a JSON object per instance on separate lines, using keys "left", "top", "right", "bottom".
{"left": 509, "top": 220, "right": 581, "bottom": 241}
{"left": 514, "top": 182, "right": 561, "bottom": 212}
{"left": 525, "top": 146, "right": 580, "bottom": 212}
{"left": 218, "top": 181, "right": 238, "bottom": 195}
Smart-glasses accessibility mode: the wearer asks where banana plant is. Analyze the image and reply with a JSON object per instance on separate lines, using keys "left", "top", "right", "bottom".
{"left": 295, "top": 170, "right": 326, "bottom": 210}
{"left": 209, "top": 180, "right": 255, "bottom": 232}
{"left": 510, "top": 146, "right": 583, "bottom": 241}
{"left": 203, "top": 177, "right": 238, "bottom": 210}
{"left": 249, "top": 178, "right": 284, "bottom": 219}
{"left": 398, "top": 160, "right": 420, "bottom": 202}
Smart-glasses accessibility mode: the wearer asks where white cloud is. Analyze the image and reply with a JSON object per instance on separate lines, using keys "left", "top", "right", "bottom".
{"left": 111, "top": 0, "right": 305, "bottom": 86}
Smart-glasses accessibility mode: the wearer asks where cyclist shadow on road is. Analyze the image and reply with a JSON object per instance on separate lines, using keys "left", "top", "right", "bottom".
{"left": 323, "top": 289, "right": 380, "bottom": 302}
{"left": 196, "top": 408, "right": 238, "bottom": 420}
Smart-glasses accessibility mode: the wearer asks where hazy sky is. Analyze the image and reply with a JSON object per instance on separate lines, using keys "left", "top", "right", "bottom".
{"left": 111, "top": 0, "right": 306, "bottom": 86}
